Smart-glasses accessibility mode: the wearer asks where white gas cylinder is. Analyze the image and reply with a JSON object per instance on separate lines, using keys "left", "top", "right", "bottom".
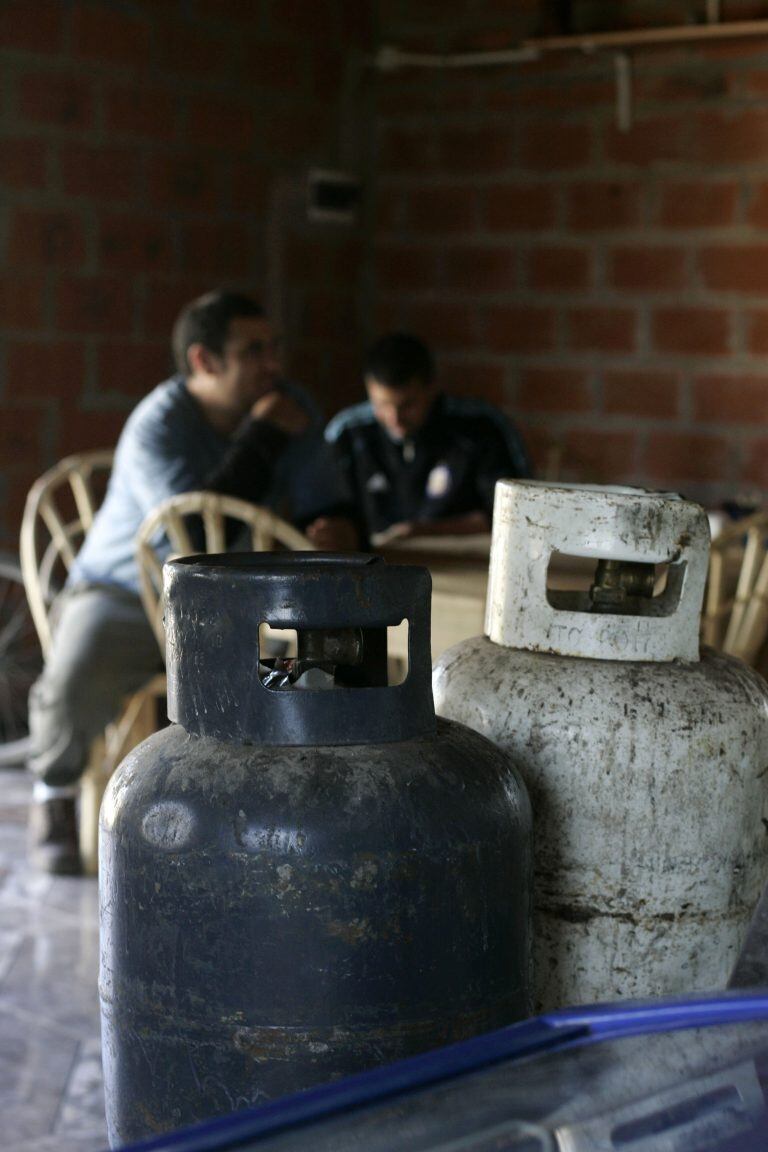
{"left": 433, "top": 481, "right": 768, "bottom": 1011}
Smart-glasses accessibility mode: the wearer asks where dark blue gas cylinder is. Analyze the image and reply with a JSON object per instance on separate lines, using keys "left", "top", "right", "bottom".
{"left": 98, "top": 554, "right": 532, "bottom": 1145}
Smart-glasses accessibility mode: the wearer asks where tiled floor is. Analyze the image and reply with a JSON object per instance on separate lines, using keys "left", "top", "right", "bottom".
{"left": 0, "top": 767, "right": 108, "bottom": 1152}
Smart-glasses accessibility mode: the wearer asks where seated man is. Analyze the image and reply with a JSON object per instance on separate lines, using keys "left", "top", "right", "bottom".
{"left": 27, "top": 289, "right": 346, "bottom": 873}
{"left": 323, "top": 332, "right": 531, "bottom": 545}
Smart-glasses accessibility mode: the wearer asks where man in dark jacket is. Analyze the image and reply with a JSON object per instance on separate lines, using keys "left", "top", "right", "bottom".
{"left": 321, "top": 332, "right": 531, "bottom": 546}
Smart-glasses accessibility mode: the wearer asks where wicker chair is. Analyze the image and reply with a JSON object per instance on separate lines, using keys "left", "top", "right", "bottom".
{"left": 701, "top": 510, "right": 768, "bottom": 666}
{"left": 21, "top": 461, "right": 316, "bottom": 871}
{"left": 135, "top": 490, "right": 314, "bottom": 653}
{"left": 19, "top": 451, "right": 165, "bottom": 874}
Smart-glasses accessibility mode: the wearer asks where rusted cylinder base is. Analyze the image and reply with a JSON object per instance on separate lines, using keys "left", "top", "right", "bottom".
{"left": 99, "top": 718, "right": 531, "bottom": 1144}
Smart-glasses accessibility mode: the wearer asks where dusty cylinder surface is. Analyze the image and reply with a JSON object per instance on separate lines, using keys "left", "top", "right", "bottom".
{"left": 434, "top": 482, "right": 768, "bottom": 1012}
{"left": 99, "top": 554, "right": 532, "bottom": 1144}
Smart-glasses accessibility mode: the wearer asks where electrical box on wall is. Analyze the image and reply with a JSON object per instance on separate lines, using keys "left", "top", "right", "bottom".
{"left": 307, "top": 169, "right": 361, "bottom": 224}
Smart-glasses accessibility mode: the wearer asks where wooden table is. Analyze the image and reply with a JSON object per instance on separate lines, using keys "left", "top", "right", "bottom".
{"left": 379, "top": 512, "right": 735, "bottom": 668}
{"left": 379, "top": 535, "right": 596, "bottom": 664}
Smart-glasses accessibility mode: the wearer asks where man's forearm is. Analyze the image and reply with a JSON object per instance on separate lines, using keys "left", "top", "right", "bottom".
{"left": 204, "top": 420, "right": 291, "bottom": 504}
{"left": 373, "top": 511, "right": 490, "bottom": 545}
{"left": 411, "top": 511, "right": 490, "bottom": 537}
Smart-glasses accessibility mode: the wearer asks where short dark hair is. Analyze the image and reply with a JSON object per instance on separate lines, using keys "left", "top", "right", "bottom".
{"left": 171, "top": 290, "right": 264, "bottom": 376}
{"left": 364, "top": 332, "right": 434, "bottom": 389}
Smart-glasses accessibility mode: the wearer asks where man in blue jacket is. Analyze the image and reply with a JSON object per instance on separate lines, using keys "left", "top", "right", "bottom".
{"left": 28, "top": 289, "right": 348, "bottom": 873}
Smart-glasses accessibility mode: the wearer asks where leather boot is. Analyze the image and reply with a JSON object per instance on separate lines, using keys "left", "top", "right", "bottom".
{"left": 28, "top": 796, "right": 82, "bottom": 875}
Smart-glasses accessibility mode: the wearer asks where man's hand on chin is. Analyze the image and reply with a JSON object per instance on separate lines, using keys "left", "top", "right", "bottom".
{"left": 305, "top": 516, "right": 360, "bottom": 550}
{"left": 251, "top": 390, "right": 309, "bottom": 436}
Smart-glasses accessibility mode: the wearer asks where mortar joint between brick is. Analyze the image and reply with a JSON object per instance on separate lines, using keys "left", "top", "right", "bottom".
{"left": 0, "top": 341, "right": 7, "bottom": 404}
{"left": 42, "top": 269, "right": 55, "bottom": 333}
{"left": 82, "top": 341, "right": 98, "bottom": 402}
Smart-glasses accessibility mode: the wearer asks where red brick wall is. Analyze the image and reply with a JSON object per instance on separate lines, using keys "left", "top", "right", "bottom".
{"left": 374, "top": 0, "right": 768, "bottom": 507}
{"left": 7, "top": 1, "right": 768, "bottom": 550}
{"left": 0, "top": 0, "right": 373, "bottom": 548}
